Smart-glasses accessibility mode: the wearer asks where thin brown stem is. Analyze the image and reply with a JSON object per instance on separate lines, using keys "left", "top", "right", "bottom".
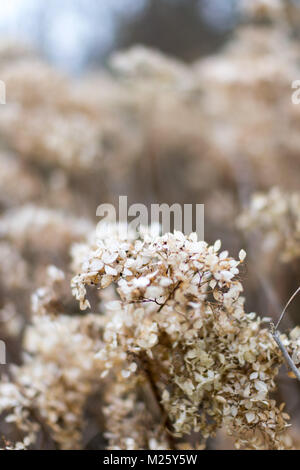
{"left": 271, "top": 286, "right": 300, "bottom": 382}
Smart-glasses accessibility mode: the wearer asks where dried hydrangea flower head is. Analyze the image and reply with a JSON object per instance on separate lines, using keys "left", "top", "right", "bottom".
{"left": 71, "top": 225, "right": 298, "bottom": 449}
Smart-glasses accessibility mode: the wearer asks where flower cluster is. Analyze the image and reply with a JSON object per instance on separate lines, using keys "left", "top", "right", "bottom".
{"left": 0, "top": 268, "right": 105, "bottom": 449}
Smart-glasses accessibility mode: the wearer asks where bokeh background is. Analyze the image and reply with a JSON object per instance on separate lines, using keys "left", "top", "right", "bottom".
{"left": 0, "top": 0, "right": 238, "bottom": 74}
{"left": 1, "top": 0, "right": 300, "bottom": 449}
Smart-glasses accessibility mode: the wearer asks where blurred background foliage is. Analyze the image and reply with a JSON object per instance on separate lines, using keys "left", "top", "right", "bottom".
{"left": 1, "top": 0, "right": 300, "bottom": 450}
{"left": 0, "top": 0, "right": 238, "bottom": 73}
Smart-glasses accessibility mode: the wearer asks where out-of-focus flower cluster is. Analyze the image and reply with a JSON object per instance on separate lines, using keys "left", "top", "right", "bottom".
{"left": 0, "top": 266, "right": 105, "bottom": 450}
{"left": 238, "top": 188, "right": 300, "bottom": 263}
{"left": 0, "top": 13, "right": 300, "bottom": 220}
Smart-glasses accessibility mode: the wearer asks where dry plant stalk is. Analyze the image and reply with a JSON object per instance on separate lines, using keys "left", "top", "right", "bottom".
{"left": 271, "top": 287, "right": 300, "bottom": 382}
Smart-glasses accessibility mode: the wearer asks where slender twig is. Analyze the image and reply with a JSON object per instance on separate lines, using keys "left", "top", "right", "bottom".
{"left": 138, "top": 352, "right": 176, "bottom": 450}
{"left": 157, "top": 281, "right": 182, "bottom": 313}
{"left": 130, "top": 298, "right": 163, "bottom": 307}
{"left": 271, "top": 286, "right": 300, "bottom": 382}
{"left": 274, "top": 286, "right": 300, "bottom": 331}
{"left": 272, "top": 331, "right": 300, "bottom": 382}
